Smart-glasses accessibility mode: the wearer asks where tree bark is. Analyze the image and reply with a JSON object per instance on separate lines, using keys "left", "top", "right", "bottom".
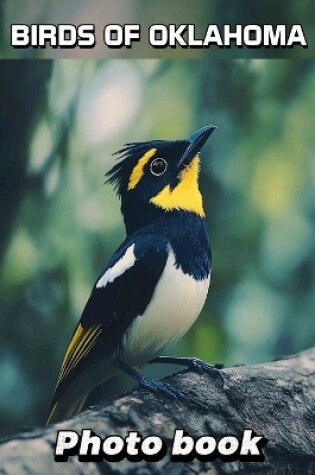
{"left": 1, "top": 348, "right": 315, "bottom": 474}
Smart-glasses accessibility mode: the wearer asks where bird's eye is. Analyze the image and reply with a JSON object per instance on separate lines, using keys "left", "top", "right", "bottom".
{"left": 150, "top": 158, "right": 168, "bottom": 176}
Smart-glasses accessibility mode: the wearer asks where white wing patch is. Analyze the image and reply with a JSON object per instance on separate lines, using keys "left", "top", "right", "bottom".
{"left": 96, "top": 244, "right": 136, "bottom": 289}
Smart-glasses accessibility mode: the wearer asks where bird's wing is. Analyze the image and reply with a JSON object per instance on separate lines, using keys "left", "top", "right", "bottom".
{"left": 51, "top": 234, "right": 169, "bottom": 404}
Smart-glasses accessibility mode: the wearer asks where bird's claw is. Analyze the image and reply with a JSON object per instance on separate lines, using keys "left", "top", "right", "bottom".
{"left": 187, "top": 358, "right": 224, "bottom": 387}
{"left": 136, "top": 377, "right": 190, "bottom": 404}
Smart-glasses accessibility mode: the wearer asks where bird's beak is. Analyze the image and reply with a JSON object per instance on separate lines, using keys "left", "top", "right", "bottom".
{"left": 177, "top": 125, "right": 216, "bottom": 170}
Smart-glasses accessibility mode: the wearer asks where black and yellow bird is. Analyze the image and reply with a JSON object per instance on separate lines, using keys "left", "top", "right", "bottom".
{"left": 47, "top": 125, "right": 218, "bottom": 424}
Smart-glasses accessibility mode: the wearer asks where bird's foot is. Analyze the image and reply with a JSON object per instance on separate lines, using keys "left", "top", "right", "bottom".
{"left": 136, "top": 377, "right": 190, "bottom": 403}
{"left": 185, "top": 358, "right": 224, "bottom": 386}
{"left": 148, "top": 356, "right": 224, "bottom": 387}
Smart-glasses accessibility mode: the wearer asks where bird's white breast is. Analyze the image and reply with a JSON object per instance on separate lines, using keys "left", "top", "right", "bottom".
{"left": 122, "top": 248, "right": 210, "bottom": 366}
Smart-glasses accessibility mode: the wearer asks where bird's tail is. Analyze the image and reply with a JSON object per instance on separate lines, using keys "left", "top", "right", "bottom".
{"left": 46, "top": 361, "right": 120, "bottom": 425}
{"left": 46, "top": 393, "right": 88, "bottom": 425}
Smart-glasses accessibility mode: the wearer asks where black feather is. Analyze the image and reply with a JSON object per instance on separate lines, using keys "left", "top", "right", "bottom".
{"left": 105, "top": 140, "right": 187, "bottom": 195}
{"left": 106, "top": 142, "right": 152, "bottom": 193}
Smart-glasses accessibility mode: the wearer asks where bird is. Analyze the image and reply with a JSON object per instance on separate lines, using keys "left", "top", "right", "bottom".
{"left": 47, "top": 125, "right": 218, "bottom": 424}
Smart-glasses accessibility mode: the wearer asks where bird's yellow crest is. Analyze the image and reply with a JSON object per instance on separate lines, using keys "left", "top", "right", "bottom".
{"left": 150, "top": 155, "right": 205, "bottom": 217}
{"left": 127, "top": 148, "right": 157, "bottom": 190}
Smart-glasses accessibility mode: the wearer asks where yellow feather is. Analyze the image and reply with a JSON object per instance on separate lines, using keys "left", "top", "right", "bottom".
{"left": 127, "top": 148, "right": 157, "bottom": 190}
{"left": 72, "top": 326, "right": 102, "bottom": 368}
{"left": 59, "top": 324, "right": 84, "bottom": 375}
{"left": 56, "top": 324, "right": 101, "bottom": 386}
{"left": 62, "top": 328, "right": 93, "bottom": 378}
{"left": 150, "top": 155, "right": 205, "bottom": 217}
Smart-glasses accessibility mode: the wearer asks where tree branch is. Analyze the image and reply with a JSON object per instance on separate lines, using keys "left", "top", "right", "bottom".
{"left": 1, "top": 348, "right": 315, "bottom": 474}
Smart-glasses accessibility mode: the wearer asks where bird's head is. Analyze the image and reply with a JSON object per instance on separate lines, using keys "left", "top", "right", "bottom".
{"left": 106, "top": 125, "right": 216, "bottom": 234}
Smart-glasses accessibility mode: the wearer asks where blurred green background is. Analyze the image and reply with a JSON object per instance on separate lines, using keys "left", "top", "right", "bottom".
{"left": 0, "top": 59, "right": 315, "bottom": 437}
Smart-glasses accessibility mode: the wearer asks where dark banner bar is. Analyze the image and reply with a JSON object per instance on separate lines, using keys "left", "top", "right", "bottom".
{"left": 1, "top": 0, "right": 315, "bottom": 59}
